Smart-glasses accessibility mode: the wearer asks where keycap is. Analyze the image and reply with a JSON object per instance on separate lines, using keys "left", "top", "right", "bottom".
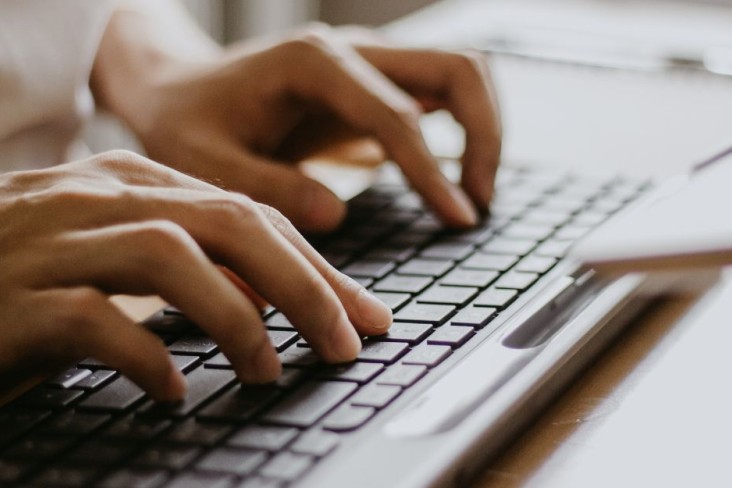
{"left": 474, "top": 287, "right": 518, "bottom": 309}
{"left": 364, "top": 246, "right": 417, "bottom": 263}
{"left": 30, "top": 466, "right": 99, "bottom": 487}
{"left": 38, "top": 411, "right": 110, "bottom": 437}
{"left": 140, "top": 367, "right": 236, "bottom": 418}
{"left": 461, "top": 253, "right": 518, "bottom": 271}
{"left": 258, "top": 452, "right": 314, "bottom": 481}
{"left": 98, "top": 469, "right": 168, "bottom": 488}
{"left": 342, "top": 259, "right": 395, "bottom": 279}
{"left": 322, "top": 404, "right": 375, "bottom": 432}
{"left": 197, "top": 386, "right": 280, "bottom": 423}
{"left": 165, "top": 419, "right": 232, "bottom": 445}
{"left": 534, "top": 239, "right": 573, "bottom": 257}
{"left": 168, "top": 336, "right": 218, "bottom": 356}
{"left": 228, "top": 425, "right": 299, "bottom": 451}
{"left": 66, "top": 439, "right": 137, "bottom": 465}
{"left": 494, "top": 271, "right": 539, "bottom": 291}
{"left": 102, "top": 415, "right": 171, "bottom": 441}
{"left": 371, "top": 291, "right": 411, "bottom": 311}
{"left": 427, "top": 326, "right": 473, "bottom": 347}
{"left": 554, "top": 224, "right": 591, "bottom": 240}
{"left": 133, "top": 443, "right": 202, "bottom": 470}
{"left": 350, "top": 384, "right": 401, "bottom": 409}
{"left": 204, "top": 352, "right": 232, "bottom": 369}
{"left": 481, "top": 237, "right": 537, "bottom": 256}
{"left": 440, "top": 268, "right": 499, "bottom": 288}
{"left": 357, "top": 341, "right": 409, "bottom": 363}
{"left": 515, "top": 255, "right": 557, "bottom": 274}
{"left": 398, "top": 258, "right": 454, "bottom": 277}
{"left": 376, "top": 364, "right": 427, "bottom": 387}
{"left": 372, "top": 322, "right": 432, "bottom": 344}
{"left": 373, "top": 275, "right": 433, "bottom": 294}
{"left": 78, "top": 376, "right": 146, "bottom": 412}
{"left": 274, "top": 367, "right": 311, "bottom": 389}
{"left": 449, "top": 306, "right": 497, "bottom": 328}
{"left": 501, "top": 222, "right": 555, "bottom": 240}
{"left": 3, "top": 434, "right": 74, "bottom": 461}
{"left": 47, "top": 368, "right": 92, "bottom": 389}
{"left": 15, "top": 387, "right": 84, "bottom": 409}
{"left": 278, "top": 345, "right": 321, "bottom": 368}
{"left": 420, "top": 242, "right": 475, "bottom": 260}
{"left": 0, "top": 460, "right": 31, "bottom": 484}
{"left": 289, "top": 429, "right": 340, "bottom": 457}
{"left": 72, "top": 369, "right": 116, "bottom": 390}
{"left": 196, "top": 447, "right": 267, "bottom": 475}
{"left": 402, "top": 344, "right": 452, "bottom": 367}
{"left": 320, "top": 362, "right": 384, "bottom": 384}
{"left": 393, "top": 303, "right": 455, "bottom": 325}
{"left": 171, "top": 354, "right": 200, "bottom": 373}
{"left": 267, "top": 330, "right": 299, "bottom": 352}
{"left": 261, "top": 381, "right": 357, "bottom": 428}
{"left": 236, "top": 476, "right": 287, "bottom": 488}
{"left": 417, "top": 285, "right": 478, "bottom": 306}
{"left": 265, "top": 313, "right": 295, "bottom": 330}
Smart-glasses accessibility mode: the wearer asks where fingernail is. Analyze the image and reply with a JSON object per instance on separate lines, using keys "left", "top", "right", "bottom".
{"left": 448, "top": 184, "right": 479, "bottom": 227}
{"left": 328, "top": 315, "right": 362, "bottom": 362}
{"left": 357, "top": 288, "right": 392, "bottom": 332}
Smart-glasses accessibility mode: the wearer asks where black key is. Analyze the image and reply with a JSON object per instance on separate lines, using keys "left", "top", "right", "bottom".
{"left": 289, "top": 429, "right": 340, "bottom": 457}
{"left": 427, "top": 326, "right": 473, "bottom": 348}
{"left": 196, "top": 447, "right": 267, "bottom": 476}
{"left": 481, "top": 237, "right": 537, "bottom": 256}
{"left": 30, "top": 466, "right": 99, "bottom": 487}
{"left": 357, "top": 341, "right": 409, "bottom": 364}
{"left": 322, "top": 404, "right": 375, "bottom": 432}
{"left": 103, "top": 415, "right": 172, "bottom": 441}
{"left": 78, "top": 357, "right": 114, "bottom": 369}
{"left": 267, "top": 330, "right": 299, "bottom": 352}
{"left": 494, "top": 271, "right": 539, "bottom": 291}
{"left": 66, "top": 439, "right": 137, "bottom": 465}
{"left": 515, "top": 255, "right": 557, "bottom": 274}
{"left": 265, "top": 313, "right": 295, "bottom": 330}
{"left": 0, "top": 460, "right": 31, "bottom": 484}
{"left": 0, "top": 410, "right": 50, "bottom": 446}
{"left": 402, "top": 344, "right": 452, "bottom": 367}
{"left": 141, "top": 367, "right": 236, "bottom": 418}
{"left": 449, "top": 306, "right": 496, "bottom": 328}
{"left": 350, "top": 384, "right": 401, "bottom": 409}
{"left": 417, "top": 285, "right": 478, "bottom": 306}
{"left": 461, "top": 253, "right": 518, "bottom": 271}
{"left": 3, "top": 434, "right": 74, "bottom": 461}
{"left": 47, "top": 368, "right": 92, "bottom": 389}
{"left": 39, "top": 410, "right": 110, "bottom": 437}
{"left": 204, "top": 352, "right": 232, "bottom": 369}
{"left": 474, "top": 287, "right": 518, "bottom": 309}
{"left": 15, "top": 387, "right": 83, "bottom": 409}
{"left": 371, "top": 291, "right": 411, "bottom": 311}
{"left": 171, "top": 354, "right": 200, "bottom": 373}
{"left": 373, "top": 275, "right": 433, "bottom": 294}
{"left": 198, "top": 386, "right": 280, "bottom": 423}
{"left": 165, "top": 418, "right": 232, "bottom": 445}
{"left": 168, "top": 336, "right": 218, "bottom": 356}
{"left": 261, "top": 381, "right": 357, "bottom": 428}
{"left": 274, "top": 367, "right": 311, "bottom": 389}
{"left": 98, "top": 469, "right": 168, "bottom": 488}
{"left": 278, "top": 345, "right": 321, "bottom": 368}
{"left": 420, "top": 242, "right": 475, "bottom": 260}
{"left": 376, "top": 364, "right": 427, "bottom": 387}
{"left": 258, "top": 452, "right": 314, "bottom": 481}
{"left": 228, "top": 425, "right": 299, "bottom": 451}
{"left": 398, "top": 258, "right": 454, "bottom": 277}
{"left": 440, "top": 268, "right": 499, "bottom": 288}
{"left": 133, "top": 443, "right": 201, "bottom": 470}
{"left": 341, "top": 259, "right": 395, "bottom": 279}
{"left": 393, "top": 303, "right": 455, "bottom": 325}
{"left": 78, "top": 376, "right": 145, "bottom": 412}
{"left": 72, "top": 369, "right": 116, "bottom": 390}
{"left": 320, "top": 362, "right": 384, "bottom": 384}
{"left": 372, "top": 322, "right": 432, "bottom": 344}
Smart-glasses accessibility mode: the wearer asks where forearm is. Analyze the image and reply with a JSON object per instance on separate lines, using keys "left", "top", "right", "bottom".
{"left": 90, "top": 0, "right": 222, "bottom": 134}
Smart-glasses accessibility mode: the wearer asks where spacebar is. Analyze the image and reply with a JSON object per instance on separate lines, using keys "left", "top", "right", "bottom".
{"left": 261, "top": 381, "right": 357, "bottom": 428}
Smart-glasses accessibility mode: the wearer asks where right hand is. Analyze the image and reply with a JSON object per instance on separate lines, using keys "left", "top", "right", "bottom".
{"left": 0, "top": 150, "right": 391, "bottom": 401}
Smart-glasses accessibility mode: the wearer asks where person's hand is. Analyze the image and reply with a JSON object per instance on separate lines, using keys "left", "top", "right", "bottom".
{"left": 0, "top": 150, "right": 391, "bottom": 401}
{"left": 93, "top": 18, "right": 501, "bottom": 232}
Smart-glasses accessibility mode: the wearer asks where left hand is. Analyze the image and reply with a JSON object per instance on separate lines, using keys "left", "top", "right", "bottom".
{"left": 94, "top": 20, "right": 501, "bottom": 232}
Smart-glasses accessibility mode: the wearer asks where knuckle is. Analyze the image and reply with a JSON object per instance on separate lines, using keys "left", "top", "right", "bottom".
{"left": 207, "top": 194, "right": 264, "bottom": 230}
{"left": 257, "top": 203, "right": 293, "bottom": 235}
{"left": 94, "top": 149, "right": 150, "bottom": 172}
{"left": 133, "top": 221, "right": 196, "bottom": 259}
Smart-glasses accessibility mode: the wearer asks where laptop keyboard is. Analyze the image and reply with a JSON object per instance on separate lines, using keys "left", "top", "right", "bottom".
{"left": 0, "top": 166, "right": 648, "bottom": 487}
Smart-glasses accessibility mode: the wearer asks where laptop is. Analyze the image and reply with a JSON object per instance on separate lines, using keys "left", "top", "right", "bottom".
{"left": 4, "top": 136, "right": 727, "bottom": 487}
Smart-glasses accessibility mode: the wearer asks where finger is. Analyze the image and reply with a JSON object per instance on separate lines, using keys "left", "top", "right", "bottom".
{"left": 356, "top": 47, "right": 502, "bottom": 209}
{"left": 181, "top": 139, "right": 348, "bottom": 232}
{"left": 36, "top": 287, "right": 186, "bottom": 402}
{"left": 257, "top": 203, "right": 392, "bottom": 336}
{"left": 40, "top": 221, "right": 282, "bottom": 384}
{"left": 277, "top": 29, "right": 479, "bottom": 227}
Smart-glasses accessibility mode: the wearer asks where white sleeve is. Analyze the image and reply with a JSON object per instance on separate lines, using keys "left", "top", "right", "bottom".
{"left": 0, "top": 0, "right": 116, "bottom": 171}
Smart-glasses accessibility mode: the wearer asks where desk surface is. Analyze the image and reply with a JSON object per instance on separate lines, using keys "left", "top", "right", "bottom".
{"left": 384, "top": 1, "right": 732, "bottom": 486}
